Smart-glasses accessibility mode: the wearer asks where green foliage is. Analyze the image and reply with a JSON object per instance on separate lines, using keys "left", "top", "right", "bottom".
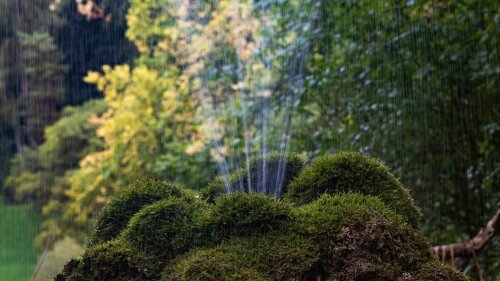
{"left": 40, "top": 99, "right": 107, "bottom": 174}
{"left": 2, "top": 99, "right": 106, "bottom": 203}
{"left": 286, "top": 152, "right": 421, "bottom": 226}
{"left": 2, "top": 99, "right": 107, "bottom": 246}
{"left": 120, "top": 196, "right": 208, "bottom": 260}
{"left": 90, "top": 179, "right": 187, "bottom": 246}
{"left": 201, "top": 153, "right": 306, "bottom": 201}
{"left": 65, "top": 62, "right": 215, "bottom": 226}
{"left": 290, "top": 3, "right": 499, "bottom": 276}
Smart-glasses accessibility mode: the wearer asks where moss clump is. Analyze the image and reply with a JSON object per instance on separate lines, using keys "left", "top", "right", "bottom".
{"left": 54, "top": 240, "right": 162, "bottom": 281}
{"left": 406, "top": 261, "right": 468, "bottom": 281}
{"left": 285, "top": 152, "right": 421, "bottom": 226}
{"left": 166, "top": 234, "right": 318, "bottom": 281}
{"left": 165, "top": 246, "right": 271, "bottom": 281}
{"left": 90, "top": 179, "right": 187, "bottom": 245}
{"left": 201, "top": 153, "right": 305, "bottom": 202}
{"left": 57, "top": 153, "right": 467, "bottom": 281}
{"left": 120, "top": 197, "right": 208, "bottom": 260}
{"left": 209, "top": 192, "right": 293, "bottom": 238}
{"left": 297, "top": 193, "right": 434, "bottom": 280}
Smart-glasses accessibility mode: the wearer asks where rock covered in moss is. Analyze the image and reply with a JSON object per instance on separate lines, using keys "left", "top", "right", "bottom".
{"left": 285, "top": 152, "right": 421, "bottom": 226}
{"left": 201, "top": 152, "right": 305, "bottom": 202}
{"left": 120, "top": 197, "right": 208, "bottom": 260}
{"left": 90, "top": 179, "right": 188, "bottom": 245}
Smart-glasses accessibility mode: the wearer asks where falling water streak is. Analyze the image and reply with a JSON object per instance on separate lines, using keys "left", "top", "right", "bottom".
{"left": 232, "top": 116, "right": 245, "bottom": 192}
{"left": 261, "top": 95, "right": 269, "bottom": 194}
{"left": 206, "top": 113, "right": 232, "bottom": 192}
{"left": 274, "top": 3, "right": 315, "bottom": 196}
{"left": 235, "top": 54, "right": 252, "bottom": 193}
{"left": 179, "top": 0, "right": 313, "bottom": 196}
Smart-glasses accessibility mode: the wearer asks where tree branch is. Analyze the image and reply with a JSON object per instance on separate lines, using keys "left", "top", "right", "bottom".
{"left": 432, "top": 208, "right": 500, "bottom": 268}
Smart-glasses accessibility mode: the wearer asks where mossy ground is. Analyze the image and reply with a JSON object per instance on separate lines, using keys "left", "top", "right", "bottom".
{"left": 56, "top": 153, "right": 464, "bottom": 281}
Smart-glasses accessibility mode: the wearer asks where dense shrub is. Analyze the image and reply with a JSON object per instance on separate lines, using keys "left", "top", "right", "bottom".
{"left": 285, "top": 152, "right": 421, "bottom": 226}
{"left": 201, "top": 153, "right": 305, "bottom": 202}
{"left": 119, "top": 197, "right": 208, "bottom": 260}
{"left": 54, "top": 240, "right": 162, "bottom": 281}
{"left": 89, "top": 179, "right": 187, "bottom": 245}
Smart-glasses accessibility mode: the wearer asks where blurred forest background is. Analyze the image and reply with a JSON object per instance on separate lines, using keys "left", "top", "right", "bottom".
{"left": 0, "top": 0, "right": 498, "bottom": 280}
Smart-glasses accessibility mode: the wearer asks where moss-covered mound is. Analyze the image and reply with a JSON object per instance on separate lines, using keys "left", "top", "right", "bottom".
{"left": 55, "top": 240, "right": 163, "bottom": 281}
{"left": 120, "top": 197, "right": 208, "bottom": 260}
{"left": 201, "top": 152, "right": 305, "bottom": 201}
{"left": 209, "top": 192, "right": 293, "bottom": 238}
{"left": 296, "top": 193, "right": 431, "bottom": 280}
{"left": 166, "top": 234, "right": 318, "bottom": 281}
{"left": 285, "top": 152, "right": 421, "bottom": 226}
{"left": 57, "top": 153, "right": 464, "bottom": 281}
{"left": 89, "top": 179, "right": 188, "bottom": 245}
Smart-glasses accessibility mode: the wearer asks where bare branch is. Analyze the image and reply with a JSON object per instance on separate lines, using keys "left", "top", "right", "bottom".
{"left": 432, "top": 209, "right": 500, "bottom": 267}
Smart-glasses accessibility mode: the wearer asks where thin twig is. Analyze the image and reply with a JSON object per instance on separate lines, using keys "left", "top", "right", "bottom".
{"left": 31, "top": 235, "right": 55, "bottom": 281}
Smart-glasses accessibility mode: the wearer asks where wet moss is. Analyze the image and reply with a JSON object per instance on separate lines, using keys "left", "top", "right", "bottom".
{"left": 296, "top": 193, "right": 453, "bottom": 281}
{"left": 166, "top": 234, "right": 319, "bottom": 281}
{"left": 54, "top": 240, "right": 163, "bottom": 281}
{"left": 119, "top": 197, "right": 208, "bottom": 260}
{"left": 90, "top": 179, "right": 188, "bottom": 246}
{"left": 57, "top": 153, "right": 467, "bottom": 281}
{"left": 208, "top": 192, "right": 293, "bottom": 238}
{"left": 404, "top": 261, "right": 469, "bottom": 281}
{"left": 201, "top": 153, "right": 305, "bottom": 202}
{"left": 285, "top": 152, "right": 421, "bottom": 226}
{"left": 165, "top": 246, "right": 271, "bottom": 281}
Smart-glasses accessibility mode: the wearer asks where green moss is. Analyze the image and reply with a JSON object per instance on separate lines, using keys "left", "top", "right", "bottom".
{"left": 286, "top": 152, "right": 421, "bottom": 226}
{"left": 166, "top": 247, "right": 271, "bottom": 281}
{"left": 89, "top": 179, "right": 187, "bottom": 246}
{"left": 201, "top": 153, "right": 305, "bottom": 202}
{"left": 57, "top": 152, "right": 468, "bottom": 281}
{"left": 166, "top": 234, "right": 318, "bottom": 281}
{"left": 297, "top": 193, "right": 432, "bottom": 280}
{"left": 200, "top": 177, "right": 226, "bottom": 204}
{"left": 405, "top": 261, "right": 468, "bottom": 281}
{"left": 209, "top": 192, "right": 293, "bottom": 238}
{"left": 120, "top": 197, "right": 208, "bottom": 260}
{"left": 54, "top": 240, "right": 163, "bottom": 281}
